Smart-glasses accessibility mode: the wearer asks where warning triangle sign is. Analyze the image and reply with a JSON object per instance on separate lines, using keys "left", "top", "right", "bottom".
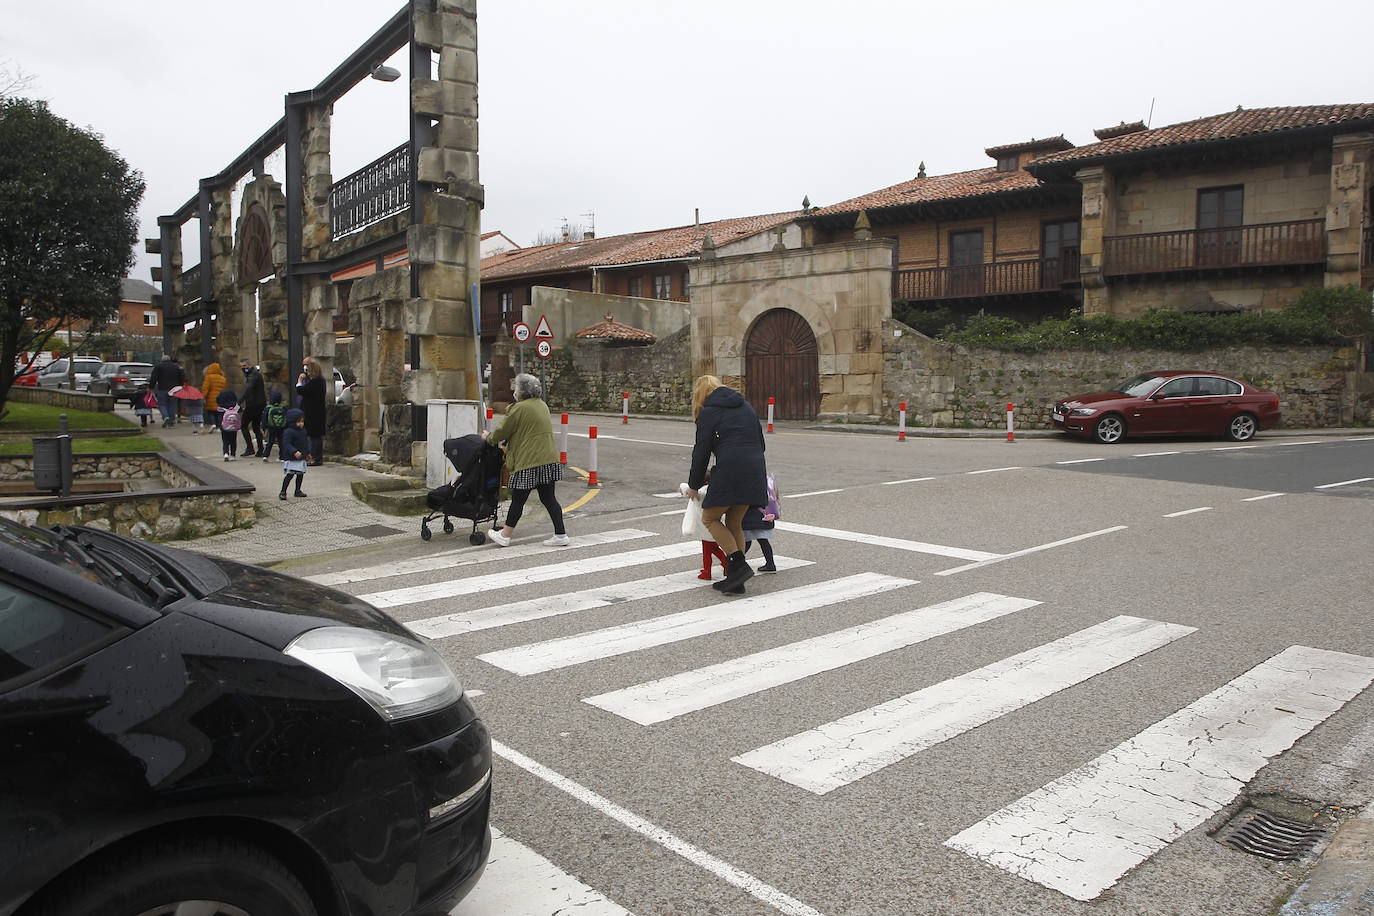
{"left": 533, "top": 314, "right": 554, "bottom": 339}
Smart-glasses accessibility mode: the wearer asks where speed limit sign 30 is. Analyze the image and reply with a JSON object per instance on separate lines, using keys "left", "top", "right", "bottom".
{"left": 535, "top": 339, "right": 552, "bottom": 359}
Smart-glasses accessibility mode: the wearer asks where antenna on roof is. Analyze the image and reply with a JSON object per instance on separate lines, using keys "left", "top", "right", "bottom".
{"left": 581, "top": 210, "right": 595, "bottom": 239}
{"left": 1147, "top": 98, "right": 1155, "bottom": 128}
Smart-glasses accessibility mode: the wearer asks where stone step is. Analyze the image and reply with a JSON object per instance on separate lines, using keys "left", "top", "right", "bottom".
{"left": 364, "top": 488, "right": 430, "bottom": 516}
{"left": 350, "top": 475, "right": 423, "bottom": 500}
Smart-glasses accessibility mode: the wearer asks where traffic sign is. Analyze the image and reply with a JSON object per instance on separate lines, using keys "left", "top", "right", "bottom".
{"left": 512, "top": 322, "right": 531, "bottom": 342}
{"left": 533, "top": 314, "right": 554, "bottom": 339}
{"left": 535, "top": 339, "right": 552, "bottom": 359}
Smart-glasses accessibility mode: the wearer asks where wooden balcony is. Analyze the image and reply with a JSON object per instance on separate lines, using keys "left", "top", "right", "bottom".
{"left": 894, "top": 251, "right": 1079, "bottom": 302}
{"left": 1104, "top": 219, "right": 1325, "bottom": 277}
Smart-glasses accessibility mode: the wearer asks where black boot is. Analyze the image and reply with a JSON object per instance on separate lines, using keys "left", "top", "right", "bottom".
{"left": 712, "top": 551, "right": 754, "bottom": 593}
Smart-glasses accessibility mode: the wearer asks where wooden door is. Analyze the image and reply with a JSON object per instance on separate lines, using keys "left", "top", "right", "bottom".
{"left": 948, "top": 230, "right": 985, "bottom": 296}
{"left": 745, "top": 309, "right": 819, "bottom": 420}
{"left": 1197, "top": 186, "right": 1244, "bottom": 267}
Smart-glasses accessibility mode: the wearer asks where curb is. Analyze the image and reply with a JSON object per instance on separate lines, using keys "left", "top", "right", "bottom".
{"left": 1279, "top": 807, "right": 1374, "bottom": 914}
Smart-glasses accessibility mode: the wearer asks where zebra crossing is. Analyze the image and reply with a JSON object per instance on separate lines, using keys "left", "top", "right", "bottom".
{"left": 325, "top": 529, "right": 1374, "bottom": 906}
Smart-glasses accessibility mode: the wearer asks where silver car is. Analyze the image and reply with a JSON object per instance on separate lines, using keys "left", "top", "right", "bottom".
{"left": 88, "top": 362, "right": 154, "bottom": 398}
{"left": 36, "top": 358, "right": 105, "bottom": 391}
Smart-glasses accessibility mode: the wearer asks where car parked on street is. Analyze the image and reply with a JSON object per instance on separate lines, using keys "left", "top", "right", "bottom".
{"left": 11, "top": 366, "right": 38, "bottom": 387}
{"left": 0, "top": 519, "right": 491, "bottom": 916}
{"left": 87, "top": 361, "right": 153, "bottom": 398}
{"left": 35, "top": 357, "right": 105, "bottom": 391}
{"left": 1052, "top": 371, "right": 1281, "bottom": 443}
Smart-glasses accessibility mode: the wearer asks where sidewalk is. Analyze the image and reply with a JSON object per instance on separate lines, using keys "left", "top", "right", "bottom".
{"left": 125, "top": 405, "right": 429, "bottom": 566}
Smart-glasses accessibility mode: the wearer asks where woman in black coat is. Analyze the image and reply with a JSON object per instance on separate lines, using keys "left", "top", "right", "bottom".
{"left": 295, "top": 357, "right": 328, "bottom": 466}
{"left": 685, "top": 375, "right": 767, "bottom": 594}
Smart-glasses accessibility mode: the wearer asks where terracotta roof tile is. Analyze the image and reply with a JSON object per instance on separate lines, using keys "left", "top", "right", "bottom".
{"left": 574, "top": 313, "right": 656, "bottom": 343}
{"left": 804, "top": 165, "right": 1046, "bottom": 220}
{"left": 481, "top": 211, "right": 802, "bottom": 280}
{"left": 1032, "top": 104, "right": 1374, "bottom": 169}
{"left": 983, "top": 136, "right": 1073, "bottom": 158}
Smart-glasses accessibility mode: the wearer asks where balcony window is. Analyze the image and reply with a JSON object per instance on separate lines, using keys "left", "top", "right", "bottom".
{"left": 653, "top": 274, "right": 673, "bottom": 299}
{"left": 499, "top": 290, "right": 513, "bottom": 317}
{"left": 628, "top": 277, "right": 643, "bottom": 297}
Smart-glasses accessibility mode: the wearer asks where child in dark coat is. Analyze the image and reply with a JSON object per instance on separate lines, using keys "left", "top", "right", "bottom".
{"left": 260, "top": 390, "right": 287, "bottom": 461}
{"left": 216, "top": 389, "right": 241, "bottom": 462}
{"left": 279, "top": 408, "right": 310, "bottom": 500}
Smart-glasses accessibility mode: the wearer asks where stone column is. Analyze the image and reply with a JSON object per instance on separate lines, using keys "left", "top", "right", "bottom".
{"left": 411, "top": 0, "right": 483, "bottom": 411}
{"left": 208, "top": 186, "right": 237, "bottom": 366}
{"left": 300, "top": 103, "right": 336, "bottom": 383}
{"left": 1324, "top": 132, "right": 1373, "bottom": 287}
{"left": 1075, "top": 166, "right": 1116, "bottom": 315}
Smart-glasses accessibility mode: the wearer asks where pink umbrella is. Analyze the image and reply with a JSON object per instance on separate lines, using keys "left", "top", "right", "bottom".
{"left": 170, "top": 385, "right": 204, "bottom": 400}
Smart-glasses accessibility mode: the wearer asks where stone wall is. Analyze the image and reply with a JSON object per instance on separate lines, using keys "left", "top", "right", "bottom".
{"left": 9, "top": 387, "right": 114, "bottom": 412}
{"left": 0, "top": 455, "right": 161, "bottom": 481}
{"left": 528, "top": 287, "right": 690, "bottom": 348}
{"left": 522, "top": 325, "right": 693, "bottom": 415}
{"left": 882, "top": 319, "right": 1368, "bottom": 429}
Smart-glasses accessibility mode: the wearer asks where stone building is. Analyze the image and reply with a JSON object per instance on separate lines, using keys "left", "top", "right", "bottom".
{"left": 148, "top": 1, "right": 484, "bottom": 465}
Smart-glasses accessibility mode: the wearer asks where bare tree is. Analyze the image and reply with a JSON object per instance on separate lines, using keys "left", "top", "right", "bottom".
{"left": 532, "top": 221, "right": 587, "bottom": 246}
{"left": 0, "top": 59, "right": 35, "bottom": 98}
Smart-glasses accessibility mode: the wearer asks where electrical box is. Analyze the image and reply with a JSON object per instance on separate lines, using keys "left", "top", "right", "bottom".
{"left": 32, "top": 436, "right": 73, "bottom": 496}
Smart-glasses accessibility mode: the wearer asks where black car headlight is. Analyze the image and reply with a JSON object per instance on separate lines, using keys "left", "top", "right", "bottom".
{"left": 285, "top": 627, "right": 463, "bottom": 720}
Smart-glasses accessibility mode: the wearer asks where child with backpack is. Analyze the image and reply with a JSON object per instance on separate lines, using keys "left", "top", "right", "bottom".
{"left": 279, "top": 409, "right": 310, "bottom": 499}
{"left": 133, "top": 385, "right": 154, "bottom": 427}
{"left": 260, "top": 390, "right": 287, "bottom": 461}
{"left": 216, "top": 389, "right": 241, "bottom": 461}
{"left": 742, "top": 473, "right": 781, "bottom": 573}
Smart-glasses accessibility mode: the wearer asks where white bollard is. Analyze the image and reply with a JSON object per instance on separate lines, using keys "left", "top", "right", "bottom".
{"left": 559, "top": 412, "right": 569, "bottom": 464}
{"left": 1006, "top": 402, "right": 1015, "bottom": 442}
{"left": 587, "top": 425, "right": 599, "bottom": 487}
{"left": 898, "top": 401, "right": 907, "bottom": 442}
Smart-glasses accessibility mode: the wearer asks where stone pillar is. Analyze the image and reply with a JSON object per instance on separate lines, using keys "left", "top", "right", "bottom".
{"left": 347, "top": 267, "right": 410, "bottom": 459}
{"left": 1075, "top": 166, "right": 1116, "bottom": 315}
{"left": 1325, "top": 132, "right": 1373, "bottom": 287}
{"left": 208, "top": 186, "right": 237, "bottom": 368}
{"left": 411, "top": 0, "right": 483, "bottom": 412}
{"left": 300, "top": 103, "right": 336, "bottom": 384}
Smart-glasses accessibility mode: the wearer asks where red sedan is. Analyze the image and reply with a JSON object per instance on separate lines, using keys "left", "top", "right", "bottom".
{"left": 12, "top": 367, "right": 38, "bottom": 387}
{"left": 1052, "top": 371, "right": 1281, "bottom": 444}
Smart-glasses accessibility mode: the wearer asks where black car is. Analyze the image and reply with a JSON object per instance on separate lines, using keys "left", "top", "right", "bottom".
{"left": 0, "top": 520, "right": 491, "bottom": 916}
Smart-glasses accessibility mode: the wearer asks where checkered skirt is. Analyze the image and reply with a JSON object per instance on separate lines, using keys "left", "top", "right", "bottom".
{"left": 507, "top": 461, "right": 562, "bottom": 490}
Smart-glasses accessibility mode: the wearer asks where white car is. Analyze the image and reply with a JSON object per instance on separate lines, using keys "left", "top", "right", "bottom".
{"left": 36, "top": 358, "right": 104, "bottom": 391}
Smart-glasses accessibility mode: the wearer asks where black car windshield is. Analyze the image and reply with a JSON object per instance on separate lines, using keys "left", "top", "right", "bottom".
{"left": 0, "top": 522, "right": 185, "bottom": 608}
{"left": 1114, "top": 374, "right": 1167, "bottom": 397}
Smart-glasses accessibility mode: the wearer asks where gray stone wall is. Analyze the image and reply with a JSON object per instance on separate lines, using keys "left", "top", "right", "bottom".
{"left": 0, "top": 455, "right": 161, "bottom": 481}
{"left": 521, "top": 326, "right": 693, "bottom": 415}
{"left": 883, "top": 319, "right": 1368, "bottom": 429}
{"left": 527, "top": 287, "right": 690, "bottom": 348}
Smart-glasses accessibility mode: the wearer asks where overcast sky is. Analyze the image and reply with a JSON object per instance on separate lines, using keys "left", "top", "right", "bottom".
{"left": 6, "top": 0, "right": 1373, "bottom": 285}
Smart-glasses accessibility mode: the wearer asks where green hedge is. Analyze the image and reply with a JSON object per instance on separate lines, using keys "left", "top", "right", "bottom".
{"left": 937, "top": 286, "right": 1372, "bottom": 353}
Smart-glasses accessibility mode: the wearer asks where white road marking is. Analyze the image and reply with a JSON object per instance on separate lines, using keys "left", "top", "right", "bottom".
{"left": 735, "top": 615, "right": 1193, "bottom": 795}
{"left": 1055, "top": 458, "right": 1105, "bottom": 465}
{"left": 568, "top": 433, "right": 692, "bottom": 448}
{"left": 1132, "top": 450, "right": 1180, "bottom": 457}
{"left": 455, "top": 826, "right": 634, "bottom": 915}
{"left": 945, "top": 645, "right": 1374, "bottom": 902}
{"left": 1275, "top": 440, "right": 1324, "bottom": 446}
{"left": 1346, "top": 437, "right": 1374, "bottom": 442}
{"left": 586, "top": 592, "right": 1035, "bottom": 726}
{"left": 306, "top": 528, "right": 656, "bottom": 587}
{"left": 1315, "top": 477, "right": 1374, "bottom": 489}
{"left": 935, "top": 526, "right": 1126, "bottom": 576}
{"left": 966, "top": 466, "right": 1021, "bottom": 475}
{"left": 1163, "top": 507, "right": 1212, "bottom": 517}
{"left": 789, "top": 488, "right": 845, "bottom": 498}
{"left": 409, "top": 557, "right": 813, "bottom": 639}
{"left": 775, "top": 521, "right": 998, "bottom": 562}
{"left": 491, "top": 741, "right": 825, "bottom": 916}
{"left": 464, "top": 690, "right": 485, "bottom": 699}
{"left": 881, "top": 476, "right": 936, "bottom": 485}
{"left": 1212, "top": 445, "right": 1257, "bottom": 451}
{"left": 1242, "top": 493, "right": 1286, "bottom": 502}
{"left": 358, "top": 542, "right": 700, "bottom": 609}
{"left": 478, "top": 573, "right": 916, "bottom": 676}
{"left": 652, "top": 492, "right": 684, "bottom": 498}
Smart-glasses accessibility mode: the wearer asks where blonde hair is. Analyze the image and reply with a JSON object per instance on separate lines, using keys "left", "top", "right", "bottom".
{"left": 691, "top": 375, "right": 723, "bottom": 420}
{"left": 303, "top": 357, "right": 322, "bottom": 379}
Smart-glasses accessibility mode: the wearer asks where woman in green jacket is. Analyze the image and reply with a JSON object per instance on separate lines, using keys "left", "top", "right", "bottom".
{"left": 482, "top": 373, "right": 569, "bottom": 547}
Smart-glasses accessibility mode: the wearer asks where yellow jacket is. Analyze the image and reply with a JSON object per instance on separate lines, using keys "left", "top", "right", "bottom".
{"left": 201, "top": 363, "right": 227, "bottom": 408}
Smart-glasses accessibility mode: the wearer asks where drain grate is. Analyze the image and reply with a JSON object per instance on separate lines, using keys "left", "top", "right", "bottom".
{"left": 1218, "top": 808, "right": 1327, "bottom": 862}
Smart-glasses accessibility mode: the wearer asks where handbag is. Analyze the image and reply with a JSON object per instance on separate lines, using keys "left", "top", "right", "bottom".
{"left": 142, "top": 391, "right": 157, "bottom": 408}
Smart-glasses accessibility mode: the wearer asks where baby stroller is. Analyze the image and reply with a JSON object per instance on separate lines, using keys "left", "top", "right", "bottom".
{"left": 421, "top": 434, "right": 504, "bottom": 544}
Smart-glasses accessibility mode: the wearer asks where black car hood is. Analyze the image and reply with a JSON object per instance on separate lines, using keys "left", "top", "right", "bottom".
{"left": 177, "top": 556, "right": 412, "bottom": 650}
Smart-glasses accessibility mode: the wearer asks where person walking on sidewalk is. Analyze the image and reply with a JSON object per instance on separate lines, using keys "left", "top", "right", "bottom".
{"left": 132, "top": 384, "right": 153, "bottom": 427}
{"left": 148, "top": 354, "right": 184, "bottom": 428}
{"left": 238, "top": 358, "right": 267, "bottom": 457}
{"left": 295, "top": 357, "right": 328, "bottom": 466}
{"left": 685, "top": 375, "right": 767, "bottom": 594}
{"left": 279, "top": 409, "right": 310, "bottom": 500}
{"left": 260, "top": 390, "right": 287, "bottom": 461}
{"left": 481, "top": 373, "right": 568, "bottom": 547}
{"left": 201, "top": 361, "right": 228, "bottom": 431}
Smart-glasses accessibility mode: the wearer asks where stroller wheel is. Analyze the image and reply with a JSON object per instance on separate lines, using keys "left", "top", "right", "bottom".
{"left": 443, "top": 519, "right": 455, "bottom": 534}
{"left": 469, "top": 531, "right": 486, "bottom": 546}
{"left": 420, "top": 525, "right": 433, "bottom": 542}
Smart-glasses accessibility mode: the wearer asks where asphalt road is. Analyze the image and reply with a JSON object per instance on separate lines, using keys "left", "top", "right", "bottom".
{"left": 292, "top": 421, "right": 1374, "bottom": 916}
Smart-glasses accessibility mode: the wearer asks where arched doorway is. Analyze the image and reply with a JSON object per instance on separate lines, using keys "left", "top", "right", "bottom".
{"left": 745, "top": 308, "right": 819, "bottom": 420}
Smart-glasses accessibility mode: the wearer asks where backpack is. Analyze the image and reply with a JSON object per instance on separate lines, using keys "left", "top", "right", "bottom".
{"left": 220, "top": 405, "right": 242, "bottom": 431}
{"left": 141, "top": 391, "right": 157, "bottom": 409}
{"left": 265, "top": 403, "right": 286, "bottom": 429}
{"left": 762, "top": 474, "right": 781, "bottom": 521}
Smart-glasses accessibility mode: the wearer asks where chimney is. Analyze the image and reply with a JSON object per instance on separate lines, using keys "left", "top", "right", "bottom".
{"left": 1092, "top": 121, "right": 1147, "bottom": 141}
{"left": 694, "top": 208, "right": 700, "bottom": 226}
{"left": 561, "top": 227, "right": 570, "bottom": 242}
{"left": 582, "top": 230, "right": 595, "bottom": 240}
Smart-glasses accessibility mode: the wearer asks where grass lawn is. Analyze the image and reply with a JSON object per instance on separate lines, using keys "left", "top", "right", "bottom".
{"left": 0, "top": 435, "right": 164, "bottom": 456}
{"left": 0, "top": 402, "right": 137, "bottom": 431}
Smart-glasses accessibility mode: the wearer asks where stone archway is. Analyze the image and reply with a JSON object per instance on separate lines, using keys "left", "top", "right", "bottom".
{"left": 745, "top": 308, "right": 819, "bottom": 420}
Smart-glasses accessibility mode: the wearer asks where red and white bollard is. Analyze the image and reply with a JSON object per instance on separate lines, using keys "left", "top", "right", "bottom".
{"left": 898, "top": 401, "right": 907, "bottom": 442}
{"left": 1006, "top": 402, "right": 1015, "bottom": 442}
{"left": 587, "top": 425, "right": 599, "bottom": 487}
{"left": 485, "top": 406, "right": 494, "bottom": 434}
{"left": 559, "top": 413, "right": 569, "bottom": 464}
{"left": 766, "top": 396, "right": 775, "bottom": 433}
{"left": 621, "top": 391, "right": 630, "bottom": 425}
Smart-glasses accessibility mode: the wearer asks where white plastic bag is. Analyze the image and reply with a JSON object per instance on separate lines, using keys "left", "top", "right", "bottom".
{"left": 679, "top": 483, "right": 713, "bottom": 540}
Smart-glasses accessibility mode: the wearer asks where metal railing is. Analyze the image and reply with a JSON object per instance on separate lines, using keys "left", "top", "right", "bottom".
{"left": 1104, "top": 219, "right": 1325, "bottom": 276}
{"left": 894, "top": 251, "right": 1079, "bottom": 301}
{"left": 329, "top": 142, "right": 411, "bottom": 240}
